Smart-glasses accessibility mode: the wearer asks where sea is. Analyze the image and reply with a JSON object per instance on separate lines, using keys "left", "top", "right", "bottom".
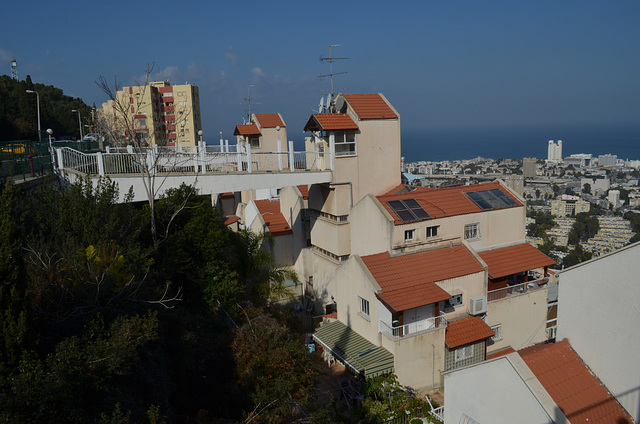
{"left": 400, "top": 125, "right": 640, "bottom": 163}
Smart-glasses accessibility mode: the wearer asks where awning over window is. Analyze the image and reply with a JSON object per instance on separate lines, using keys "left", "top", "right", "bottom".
{"left": 313, "top": 320, "right": 394, "bottom": 378}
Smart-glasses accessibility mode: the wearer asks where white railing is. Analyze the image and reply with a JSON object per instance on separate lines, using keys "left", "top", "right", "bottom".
{"left": 487, "top": 278, "right": 548, "bottom": 303}
{"left": 56, "top": 146, "right": 330, "bottom": 177}
{"left": 380, "top": 314, "right": 447, "bottom": 341}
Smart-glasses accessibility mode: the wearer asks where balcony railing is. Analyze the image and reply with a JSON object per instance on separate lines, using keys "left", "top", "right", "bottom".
{"left": 380, "top": 314, "right": 447, "bottom": 341}
{"left": 487, "top": 278, "right": 548, "bottom": 303}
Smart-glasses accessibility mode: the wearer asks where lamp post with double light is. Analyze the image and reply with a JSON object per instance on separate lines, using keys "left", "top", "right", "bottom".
{"left": 71, "top": 109, "right": 83, "bottom": 140}
{"left": 46, "top": 128, "right": 55, "bottom": 171}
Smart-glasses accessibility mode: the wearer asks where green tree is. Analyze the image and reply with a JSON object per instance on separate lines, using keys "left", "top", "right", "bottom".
{"left": 0, "top": 180, "right": 30, "bottom": 374}
{"left": 226, "top": 230, "right": 297, "bottom": 305}
{"left": 231, "top": 307, "right": 318, "bottom": 423}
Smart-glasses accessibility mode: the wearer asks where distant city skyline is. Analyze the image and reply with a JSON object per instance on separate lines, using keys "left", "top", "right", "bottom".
{"left": 2, "top": 1, "right": 639, "bottom": 151}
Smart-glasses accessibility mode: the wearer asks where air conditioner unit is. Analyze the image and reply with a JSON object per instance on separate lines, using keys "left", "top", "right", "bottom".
{"left": 470, "top": 295, "right": 487, "bottom": 315}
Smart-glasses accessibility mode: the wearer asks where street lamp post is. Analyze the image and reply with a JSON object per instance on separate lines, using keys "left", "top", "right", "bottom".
{"left": 71, "top": 109, "right": 83, "bottom": 140}
{"left": 25, "top": 89, "right": 41, "bottom": 141}
{"left": 46, "top": 128, "right": 55, "bottom": 171}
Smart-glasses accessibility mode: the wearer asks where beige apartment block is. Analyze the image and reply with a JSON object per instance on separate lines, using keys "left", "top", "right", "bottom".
{"left": 551, "top": 198, "right": 590, "bottom": 217}
{"left": 101, "top": 81, "right": 202, "bottom": 147}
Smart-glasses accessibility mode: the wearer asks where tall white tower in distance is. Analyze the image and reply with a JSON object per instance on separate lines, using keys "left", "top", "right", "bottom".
{"left": 547, "top": 140, "right": 563, "bottom": 163}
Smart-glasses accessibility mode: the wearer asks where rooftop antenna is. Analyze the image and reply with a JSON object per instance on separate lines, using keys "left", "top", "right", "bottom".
{"left": 10, "top": 59, "right": 18, "bottom": 81}
{"left": 243, "top": 84, "right": 256, "bottom": 123}
{"left": 319, "top": 44, "right": 348, "bottom": 110}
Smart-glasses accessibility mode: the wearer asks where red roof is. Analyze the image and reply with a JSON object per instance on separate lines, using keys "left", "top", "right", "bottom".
{"left": 343, "top": 94, "right": 398, "bottom": 120}
{"left": 519, "top": 340, "right": 633, "bottom": 424}
{"left": 233, "top": 124, "right": 260, "bottom": 136}
{"left": 361, "top": 244, "right": 485, "bottom": 312}
{"left": 223, "top": 216, "right": 239, "bottom": 226}
{"left": 445, "top": 316, "right": 495, "bottom": 349}
{"left": 254, "top": 199, "right": 292, "bottom": 236}
{"left": 378, "top": 181, "right": 523, "bottom": 225}
{"left": 303, "top": 113, "right": 359, "bottom": 131}
{"left": 478, "top": 243, "right": 556, "bottom": 279}
{"left": 297, "top": 185, "right": 309, "bottom": 200}
{"left": 220, "top": 192, "right": 234, "bottom": 199}
{"left": 254, "top": 113, "right": 284, "bottom": 128}
{"left": 486, "top": 347, "right": 515, "bottom": 360}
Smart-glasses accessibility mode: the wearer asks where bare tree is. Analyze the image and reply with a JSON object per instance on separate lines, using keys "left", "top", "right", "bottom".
{"left": 95, "top": 64, "right": 200, "bottom": 249}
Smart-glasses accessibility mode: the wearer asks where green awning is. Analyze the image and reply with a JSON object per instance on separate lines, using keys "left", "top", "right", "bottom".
{"left": 313, "top": 320, "right": 394, "bottom": 378}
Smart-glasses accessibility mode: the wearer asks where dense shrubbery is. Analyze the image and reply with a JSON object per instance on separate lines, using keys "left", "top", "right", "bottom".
{"left": 0, "top": 177, "right": 313, "bottom": 423}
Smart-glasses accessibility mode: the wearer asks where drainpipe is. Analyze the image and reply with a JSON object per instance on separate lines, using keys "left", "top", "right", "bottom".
{"left": 329, "top": 181, "right": 353, "bottom": 209}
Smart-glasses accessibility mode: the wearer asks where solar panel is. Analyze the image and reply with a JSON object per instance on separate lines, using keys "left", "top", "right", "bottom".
{"left": 467, "top": 189, "right": 518, "bottom": 210}
{"left": 387, "top": 199, "right": 430, "bottom": 222}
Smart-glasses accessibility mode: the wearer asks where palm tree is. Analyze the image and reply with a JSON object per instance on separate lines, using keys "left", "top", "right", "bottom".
{"left": 228, "top": 229, "right": 297, "bottom": 305}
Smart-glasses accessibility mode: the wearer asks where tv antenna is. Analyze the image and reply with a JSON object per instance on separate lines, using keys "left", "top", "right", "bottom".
{"left": 319, "top": 44, "right": 348, "bottom": 110}
{"left": 243, "top": 84, "right": 260, "bottom": 123}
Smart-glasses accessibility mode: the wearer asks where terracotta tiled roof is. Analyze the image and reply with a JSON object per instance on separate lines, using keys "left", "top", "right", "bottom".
{"left": 486, "top": 347, "right": 515, "bottom": 360}
{"left": 297, "top": 185, "right": 309, "bottom": 200}
{"left": 254, "top": 199, "right": 292, "bottom": 236}
{"left": 343, "top": 94, "right": 398, "bottom": 120}
{"left": 220, "top": 192, "right": 234, "bottom": 199}
{"left": 223, "top": 216, "right": 239, "bottom": 226}
{"left": 445, "top": 316, "right": 495, "bottom": 349}
{"left": 233, "top": 124, "right": 260, "bottom": 136}
{"left": 519, "top": 340, "right": 633, "bottom": 424}
{"left": 361, "top": 244, "right": 485, "bottom": 312}
{"left": 478, "top": 243, "right": 556, "bottom": 279}
{"left": 377, "top": 181, "right": 522, "bottom": 225}
{"left": 303, "top": 113, "right": 359, "bottom": 131}
{"left": 254, "top": 113, "right": 284, "bottom": 128}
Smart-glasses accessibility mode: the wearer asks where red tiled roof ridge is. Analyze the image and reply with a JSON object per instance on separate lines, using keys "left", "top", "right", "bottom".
{"left": 254, "top": 113, "right": 284, "bottom": 128}
{"left": 343, "top": 93, "right": 398, "bottom": 120}
{"left": 233, "top": 124, "right": 260, "bottom": 136}
{"left": 519, "top": 339, "right": 633, "bottom": 424}
{"left": 445, "top": 315, "right": 495, "bottom": 349}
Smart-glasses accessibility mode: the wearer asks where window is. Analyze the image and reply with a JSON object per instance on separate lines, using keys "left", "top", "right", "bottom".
{"left": 464, "top": 223, "right": 480, "bottom": 240}
{"left": 448, "top": 293, "right": 463, "bottom": 307}
{"left": 491, "top": 324, "right": 503, "bottom": 342}
{"left": 426, "top": 226, "right": 439, "bottom": 238}
{"left": 334, "top": 131, "right": 357, "bottom": 156}
{"left": 360, "top": 297, "right": 370, "bottom": 317}
{"left": 404, "top": 229, "right": 415, "bottom": 242}
{"left": 455, "top": 345, "right": 474, "bottom": 362}
{"left": 249, "top": 136, "right": 260, "bottom": 148}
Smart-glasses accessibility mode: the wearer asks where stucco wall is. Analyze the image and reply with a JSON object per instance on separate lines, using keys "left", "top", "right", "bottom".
{"left": 388, "top": 328, "right": 446, "bottom": 391}
{"left": 485, "top": 286, "right": 548, "bottom": 353}
{"left": 391, "top": 205, "right": 526, "bottom": 252}
{"left": 556, "top": 243, "right": 640, "bottom": 422}
{"left": 349, "top": 194, "right": 394, "bottom": 256}
{"left": 435, "top": 271, "right": 487, "bottom": 319}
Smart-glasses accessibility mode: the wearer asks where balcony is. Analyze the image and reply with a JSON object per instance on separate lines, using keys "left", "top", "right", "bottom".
{"left": 487, "top": 278, "right": 548, "bottom": 303}
{"left": 380, "top": 314, "right": 447, "bottom": 341}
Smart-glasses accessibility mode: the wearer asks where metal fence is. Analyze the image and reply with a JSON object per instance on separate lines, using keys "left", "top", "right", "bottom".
{"left": 486, "top": 278, "right": 547, "bottom": 303}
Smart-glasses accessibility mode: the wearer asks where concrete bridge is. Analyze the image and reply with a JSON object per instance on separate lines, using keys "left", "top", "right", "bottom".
{"left": 54, "top": 144, "right": 334, "bottom": 202}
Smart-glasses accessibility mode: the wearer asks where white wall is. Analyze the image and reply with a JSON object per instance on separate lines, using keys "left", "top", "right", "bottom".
{"left": 556, "top": 242, "right": 640, "bottom": 422}
{"left": 444, "top": 355, "right": 561, "bottom": 424}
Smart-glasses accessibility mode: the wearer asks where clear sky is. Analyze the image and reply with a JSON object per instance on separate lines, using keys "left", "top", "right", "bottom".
{"left": 2, "top": 0, "right": 639, "bottom": 147}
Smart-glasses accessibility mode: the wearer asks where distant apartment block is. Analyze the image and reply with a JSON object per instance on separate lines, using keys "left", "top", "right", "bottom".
{"left": 551, "top": 197, "right": 590, "bottom": 217}
{"left": 597, "top": 153, "right": 619, "bottom": 167}
{"left": 522, "top": 157, "right": 537, "bottom": 178}
{"left": 101, "top": 81, "right": 202, "bottom": 147}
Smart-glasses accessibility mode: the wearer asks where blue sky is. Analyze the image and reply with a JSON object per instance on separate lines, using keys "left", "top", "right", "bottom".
{"left": 2, "top": 0, "right": 639, "bottom": 147}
